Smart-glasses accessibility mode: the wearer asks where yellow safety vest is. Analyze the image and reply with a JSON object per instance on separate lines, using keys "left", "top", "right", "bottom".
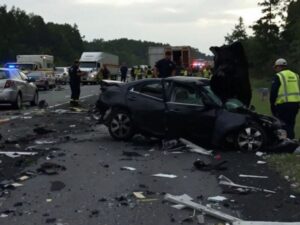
{"left": 275, "top": 70, "right": 300, "bottom": 105}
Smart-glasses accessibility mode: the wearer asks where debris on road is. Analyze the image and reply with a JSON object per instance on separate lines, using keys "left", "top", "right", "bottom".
{"left": 219, "top": 175, "right": 275, "bottom": 194}
{"left": 257, "top": 161, "right": 267, "bottom": 164}
{"left": 207, "top": 196, "right": 228, "bottom": 202}
{"left": 35, "top": 140, "right": 57, "bottom": 145}
{"left": 179, "top": 138, "right": 213, "bottom": 156}
{"left": 38, "top": 100, "right": 49, "bottom": 109}
{"left": 37, "top": 162, "right": 66, "bottom": 175}
{"left": 256, "top": 151, "right": 265, "bottom": 157}
{"left": 193, "top": 159, "right": 227, "bottom": 171}
{"left": 239, "top": 174, "right": 268, "bottom": 179}
{"left": 133, "top": 192, "right": 146, "bottom": 199}
{"left": 0, "top": 151, "right": 37, "bottom": 158}
{"left": 152, "top": 173, "right": 178, "bottom": 179}
{"left": 121, "top": 167, "right": 136, "bottom": 171}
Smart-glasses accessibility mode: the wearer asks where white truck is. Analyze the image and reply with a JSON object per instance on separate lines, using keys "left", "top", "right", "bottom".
{"left": 5, "top": 55, "right": 54, "bottom": 75}
{"left": 79, "top": 52, "right": 119, "bottom": 84}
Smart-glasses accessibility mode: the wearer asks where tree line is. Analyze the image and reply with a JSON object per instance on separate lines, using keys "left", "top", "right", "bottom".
{"left": 0, "top": 5, "right": 210, "bottom": 67}
{"left": 225, "top": 0, "right": 300, "bottom": 78}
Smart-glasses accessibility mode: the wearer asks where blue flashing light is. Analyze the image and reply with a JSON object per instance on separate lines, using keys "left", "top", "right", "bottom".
{"left": 8, "top": 65, "right": 16, "bottom": 68}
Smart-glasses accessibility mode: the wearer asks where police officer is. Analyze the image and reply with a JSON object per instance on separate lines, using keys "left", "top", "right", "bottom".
{"left": 69, "top": 60, "right": 83, "bottom": 107}
{"left": 154, "top": 51, "right": 176, "bottom": 78}
{"left": 270, "top": 58, "right": 300, "bottom": 139}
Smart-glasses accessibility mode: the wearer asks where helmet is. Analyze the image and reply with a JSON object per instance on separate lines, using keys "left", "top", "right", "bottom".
{"left": 274, "top": 58, "right": 288, "bottom": 66}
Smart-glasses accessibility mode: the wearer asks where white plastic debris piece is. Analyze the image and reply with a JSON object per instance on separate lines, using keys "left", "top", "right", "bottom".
{"left": 22, "top": 116, "right": 32, "bottom": 119}
{"left": 219, "top": 175, "right": 275, "bottom": 194}
{"left": 121, "top": 167, "right": 136, "bottom": 171}
{"left": 133, "top": 192, "right": 146, "bottom": 199}
{"left": 0, "top": 151, "right": 37, "bottom": 158}
{"left": 35, "top": 140, "right": 56, "bottom": 145}
{"left": 11, "top": 183, "right": 23, "bottom": 187}
{"left": 18, "top": 176, "right": 30, "bottom": 181}
{"left": 257, "top": 161, "right": 267, "bottom": 165}
{"left": 69, "top": 125, "right": 76, "bottom": 128}
{"left": 256, "top": 151, "right": 264, "bottom": 157}
{"left": 0, "top": 213, "right": 8, "bottom": 218}
{"left": 54, "top": 109, "right": 68, "bottom": 114}
{"left": 179, "top": 138, "right": 213, "bottom": 156}
{"left": 46, "top": 199, "right": 52, "bottom": 202}
{"left": 171, "top": 204, "right": 186, "bottom": 210}
{"left": 239, "top": 174, "right": 268, "bottom": 179}
{"left": 290, "top": 195, "right": 296, "bottom": 199}
{"left": 152, "top": 173, "right": 177, "bottom": 179}
{"left": 208, "top": 196, "right": 228, "bottom": 202}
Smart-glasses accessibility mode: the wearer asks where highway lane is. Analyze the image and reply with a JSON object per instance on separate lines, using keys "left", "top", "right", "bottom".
{"left": 0, "top": 84, "right": 100, "bottom": 118}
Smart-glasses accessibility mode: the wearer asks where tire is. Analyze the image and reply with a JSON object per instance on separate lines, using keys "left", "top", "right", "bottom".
{"left": 30, "top": 92, "right": 39, "bottom": 106}
{"left": 12, "top": 93, "right": 22, "bottom": 110}
{"left": 235, "top": 124, "right": 267, "bottom": 152}
{"left": 108, "top": 110, "right": 134, "bottom": 141}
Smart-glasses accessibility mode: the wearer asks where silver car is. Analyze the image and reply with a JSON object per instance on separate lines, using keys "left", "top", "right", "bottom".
{"left": 27, "top": 71, "right": 56, "bottom": 90}
{"left": 54, "top": 67, "right": 69, "bottom": 85}
{"left": 0, "top": 68, "right": 39, "bottom": 109}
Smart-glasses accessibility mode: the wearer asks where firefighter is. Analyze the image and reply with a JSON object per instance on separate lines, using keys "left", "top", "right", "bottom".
{"left": 270, "top": 58, "right": 300, "bottom": 139}
{"left": 146, "top": 66, "right": 153, "bottom": 78}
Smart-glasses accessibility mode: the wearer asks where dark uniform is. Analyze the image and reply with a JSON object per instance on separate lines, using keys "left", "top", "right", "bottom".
{"left": 120, "top": 65, "right": 128, "bottom": 82}
{"left": 69, "top": 64, "right": 81, "bottom": 105}
{"left": 155, "top": 58, "right": 176, "bottom": 78}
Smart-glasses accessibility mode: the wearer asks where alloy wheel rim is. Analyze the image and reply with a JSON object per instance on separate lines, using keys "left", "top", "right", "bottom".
{"left": 111, "top": 113, "right": 131, "bottom": 138}
{"left": 237, "top": 127, "right": 263, "bottom": 151}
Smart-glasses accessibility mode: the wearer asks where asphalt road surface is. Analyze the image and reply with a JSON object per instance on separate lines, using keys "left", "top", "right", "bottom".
{"left": 0, "top": 95, "right": 299, "bottom": 225}
{"left": 0, "top": 84, "right": 100, "bottom": 118}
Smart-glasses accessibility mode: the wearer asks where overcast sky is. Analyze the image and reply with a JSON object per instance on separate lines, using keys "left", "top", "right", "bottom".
{"left": 1, "top": 0, "right": 262, "bottom": 54}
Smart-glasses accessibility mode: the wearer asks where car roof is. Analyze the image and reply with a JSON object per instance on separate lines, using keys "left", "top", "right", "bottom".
{"left": 134, "top": 76, "right": 209, "bottom": 85}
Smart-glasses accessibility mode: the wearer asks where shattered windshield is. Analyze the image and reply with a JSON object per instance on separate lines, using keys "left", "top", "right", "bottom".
{"left": 201, "top": 86, "right": 223, "bottom": 107}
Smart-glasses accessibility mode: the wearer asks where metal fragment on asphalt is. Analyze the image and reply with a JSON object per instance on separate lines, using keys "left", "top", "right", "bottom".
{"left": 179, "top": 138, "right": 213, "bottom": 156}
{"left": 121, "top": 167, "right": 136, "bottom": 171}
{"left": 239, "top": 174, "right": 268, "bottom": 179}
{"left": 0, "top": 151, "right": 37, "bottom": 158}
{"left": 257, "top": 161, "right": 267, "bottom": 164}
{"left": 152, "top": 173, "right": 177, "bottom": 178}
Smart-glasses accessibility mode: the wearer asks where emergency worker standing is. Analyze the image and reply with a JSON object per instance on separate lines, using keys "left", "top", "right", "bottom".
{"left": 154, "top": 51, "right": 176, "bottom": 78}
{"left": 120, "top": 63, "right": 128, "bottom": 82}
{"left": 270, "top": 58, "right": 300, "bottom": 139}
{"left": 69, "top": 60, "right": 83, "bottom": 107}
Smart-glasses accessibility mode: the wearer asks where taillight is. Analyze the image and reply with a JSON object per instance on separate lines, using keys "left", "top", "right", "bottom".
{"left": 4, "top": 80, "right": 15, "bottom": 88}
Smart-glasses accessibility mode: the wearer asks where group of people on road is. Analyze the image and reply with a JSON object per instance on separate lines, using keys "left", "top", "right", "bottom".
{"left": 68, "top": 54, "right": 300, "bottom": 140}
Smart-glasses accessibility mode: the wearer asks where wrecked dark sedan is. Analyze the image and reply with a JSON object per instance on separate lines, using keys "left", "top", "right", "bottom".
{"left": 96, "top": 77, "right": 287, "bottom": 152}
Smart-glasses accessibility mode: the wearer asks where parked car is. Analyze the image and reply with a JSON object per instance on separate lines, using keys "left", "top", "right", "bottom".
{"left": 54, "top": 67, "right": 69, "bottom": 85}
{"left": 27, "top": 71, "right": 56, "bottom": 90}
{"left": 96, "top": 77, "right": 287, "bottom": 152}
{"left": 0, "top": 68, "right": 39, "bottom": 109}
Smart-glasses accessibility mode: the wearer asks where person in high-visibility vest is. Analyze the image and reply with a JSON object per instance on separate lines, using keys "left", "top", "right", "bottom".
{"left": 270, "top": 58, "right": 300, "bottom": 139}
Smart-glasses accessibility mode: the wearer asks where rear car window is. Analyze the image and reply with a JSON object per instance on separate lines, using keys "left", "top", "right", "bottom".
{"left": 139, "top": 82, "right": 163, "bottom": 99}
{"left": 0, "top": 70, "right": 9, "bottom": 80}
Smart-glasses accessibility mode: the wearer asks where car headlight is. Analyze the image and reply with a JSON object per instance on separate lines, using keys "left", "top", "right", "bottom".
{"left": 276, "top": 129, "right": 287, "bottom": 140}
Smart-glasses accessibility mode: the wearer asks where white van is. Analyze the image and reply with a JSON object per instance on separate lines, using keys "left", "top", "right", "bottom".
{"left": 79, "top": 52, "right": 119, "bottom": 84}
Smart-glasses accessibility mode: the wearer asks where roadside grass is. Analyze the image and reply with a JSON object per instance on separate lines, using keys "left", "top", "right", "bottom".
{"left": 267, "top": 154, "right": 300, "bottom": 192}
{"left": 250, "top": 77, "right": 300, "bottom": 192}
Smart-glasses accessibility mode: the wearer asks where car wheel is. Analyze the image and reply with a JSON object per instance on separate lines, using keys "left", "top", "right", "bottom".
{"left": 108, "top": 110, "right": 134, "bottom": 141}
{"left": 235, "top": 124, "right": 267, "bottom": 152}
{"left": 12, "top": 93, "right": 22, "bottom": 110}
{"left": 30, "top": 92, "right": 39, "bottom": 106}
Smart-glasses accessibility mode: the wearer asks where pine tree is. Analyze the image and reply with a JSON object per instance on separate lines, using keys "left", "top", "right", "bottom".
{"left": 225, "top": 17, "right": 248, "bottom": 44}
